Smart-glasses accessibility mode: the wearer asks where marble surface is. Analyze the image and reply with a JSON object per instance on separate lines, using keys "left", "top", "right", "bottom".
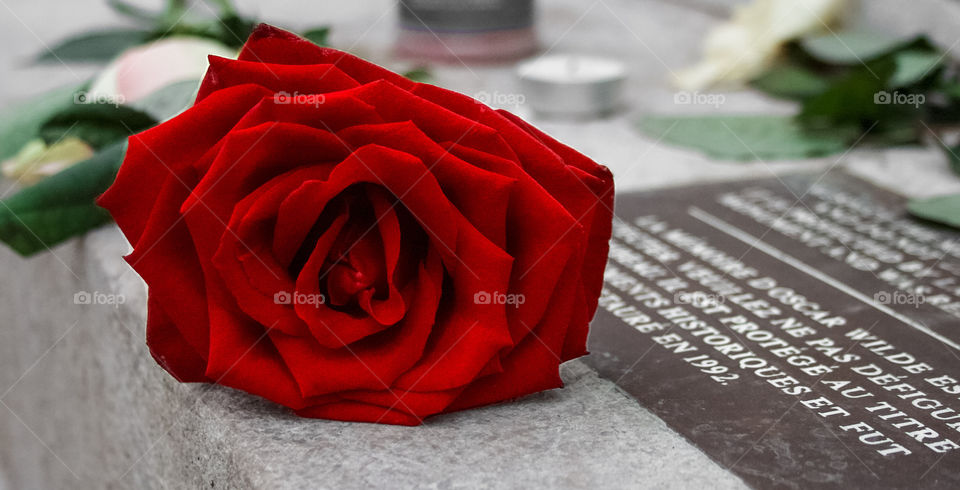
{"left": 1, "top": 0, "right": 960, "bottom": 488}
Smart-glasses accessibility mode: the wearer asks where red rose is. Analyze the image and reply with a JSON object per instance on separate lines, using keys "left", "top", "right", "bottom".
{"left": 98, "top": 24, "right": 614, "bottom": 425}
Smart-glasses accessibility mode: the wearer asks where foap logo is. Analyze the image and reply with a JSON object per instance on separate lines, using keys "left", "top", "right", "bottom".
{"left": 74, "top": 91, "right": 125, "bottom": 108}
{"left": 273, "top": 290, "right": 326, "bottom": 307}
{"left": 473, "top": 290, "right": 525, "bottom": 307}
{"left": 874, "top": 90, "right": 925, "bottom": 108}
{"left": 873, "top": 290, "right": 925, "bottom": 308}
{"left": 673, "top": 291, "right": 726, "bottom": 308}
{"left": 673, "top": 90, "right": 725, "bottom": 108}
{"left": 74, "top": 290, "right": 126, "bottom": 307}
{"left": 275, "top": 91, "right": 326, "bottom": 108}
{"left": 474, "top": 90, "right": 526, "bottom": 108}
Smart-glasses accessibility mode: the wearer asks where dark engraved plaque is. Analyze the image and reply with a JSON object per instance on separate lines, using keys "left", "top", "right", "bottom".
{"left": 586, "top": 170, "right": 960, "bottom": 489}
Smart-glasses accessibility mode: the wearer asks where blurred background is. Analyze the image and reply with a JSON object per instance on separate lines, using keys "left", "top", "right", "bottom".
{"left": 3, "top": 0, "right": 960, "bottom": 199}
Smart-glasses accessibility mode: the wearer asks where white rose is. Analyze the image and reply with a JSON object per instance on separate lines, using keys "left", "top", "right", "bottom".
{"left": 675, "top": 0, "right": 849, "bottom": 91}
{"left": 88, "top": 36, "right": 236, "bottom": 104}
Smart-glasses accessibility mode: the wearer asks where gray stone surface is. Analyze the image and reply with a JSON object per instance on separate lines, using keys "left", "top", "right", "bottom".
{"left": 2, "top": 0, "right": 960, "bottom": 488}
{"left": 0, "top": 227, "right": 746, "bottom": 489}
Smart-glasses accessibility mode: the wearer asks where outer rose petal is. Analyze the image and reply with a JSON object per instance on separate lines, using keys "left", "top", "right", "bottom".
{"left": 296, "top": 401, "right": 422, "bottom": 426}
{"left": 97, "top": 83, "right": 273, "bottom": 244}
{"left": 407, "top": 82, "right": 615, "bottom": 361}
{"left": 196, "top": 57, "right": 360, "bottom": 102}
{"left": 446, "top": 254, "right": 584, "bottom": 412}
{"left": 497, "top": 110, "right": 615, "bottom": 297}
{"left": 126, "top": 164, "right": 212, "bottom": 359}
{"left": 237, "top": 24, "right": 415, "bottom": 89}
{"left": 145, "top": 295, "right": 208, "bottom": 382}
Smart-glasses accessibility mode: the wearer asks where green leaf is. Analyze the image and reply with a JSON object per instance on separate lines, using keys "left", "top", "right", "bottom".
{"left": 637, "top": 115, "right": 852, "bottom": 161}
{"left": 798, "top": 59, "right": 898, "bottom": 129}
{"left": 302, "top": 27, "right": 331, "bottom": 47}
{"left": 797, "top": 58, "right": 928, "bottom": 146}
{"left": 0, "top": 83, "right": 87, "bottom": 160}
{"left": 211, "top": 14, "right": 257, "bottom": 48}
{"left": 889, "top": 49, "right": 943, "bottom": 88}
{"left": 205, "top": 0, "right": 238, "bottom": 17}
{"left": 907, "top": 194, "right": 960, "bottom": 230}
{"left": 940, "top": 78, "right": 960, "bottom": 100}
{"left": 401, "top": 67, "right": 432, "bottom": 83}
{"left": 38, "top": 103, "right": 156, "bottom": 149}
{"left": 800, "top": 31, "right": 912, "bottom": 65}
{"left": 153, "top": 14, "right": 255, "bottom": 49}
{"left": 867, "top": 117, "right": 921, "bottom": 146}
{"left": 0, "top": 142, "right": 126, "bottom": 256}
{"left": 129, "top": 79, "right": 199, "bottom": 121}
{"left": 751, "top": 63, "right": 830, "bottom": 100}
{"left": 35, "top": 29, "right": 151, "bottom": 64}
{"left": 107, "top": 0, "right": 162, "bottom": 22}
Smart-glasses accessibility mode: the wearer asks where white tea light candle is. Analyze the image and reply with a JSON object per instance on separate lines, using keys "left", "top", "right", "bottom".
{"left": 517, "top": 55, "right": 627, "bottom": 117}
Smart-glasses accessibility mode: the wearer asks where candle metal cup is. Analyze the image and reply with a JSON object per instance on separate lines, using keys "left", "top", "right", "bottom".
{"left": 517, "top": 55, "right": 627, "bottom": 118}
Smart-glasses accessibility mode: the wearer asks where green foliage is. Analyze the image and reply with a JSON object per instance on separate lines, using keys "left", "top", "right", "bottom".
{"left": 638, "top": 115, "right": 852, "bottom": 161}
{"left": 907, "top": 193, "right": 960, "bottom": 230}
{"left": 643, "top": 30, "right": 954, "bottom": 161}
{"left": 402, "top": 67, "right": 433, "bottom": 83}
{"left": 38, "top": 103, "right": 156, "bottom": 150}
{"left": 36, "top": 29, "right": 152, "bottom": 63}
{"left": 0, "top": 142, "right": 126, "bottom": 255}
{"left": 0, "top": 84, "right": 86, "bottom": 160}
{"left": 302, "top": 27, "right": 331, "bottom": 47}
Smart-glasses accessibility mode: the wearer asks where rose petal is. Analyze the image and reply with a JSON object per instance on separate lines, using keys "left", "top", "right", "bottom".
{"left": 126, "top": 164, "right": 212, "bottom": 358}
{"left": 442, "top": 142, "right": 581, "bottom": 344}
{"left": 295, "top": 400, "right": 422, "bottom": 426}
{"left": 270, "top": 249, "right": 443, "bottom": 398}
{"left": 338, "top": 121, "right": 516, "bottom": 250}
{"left": 238, "top": 24, "right": 415, "bottom": 89}
{"left": 97, "top": 83, "right": 273, "bottom": 244}
{"left": 203, "top": 276, "right": 307, "bottom": 410}
{"left": 290, "top": 186, "right": 405, "bottom": 347}
{"left": 348, "top": 186, "right": 406, "bottom": 325}
{"left": 445, "top": 255, "right": 583, "bottom": 412}
{"left": 213, "top": 143, "right": 457, "bottom": 348}
{"left": 333, "top": 385, "right": 464, "bottom": 423}
{"left": 354, "top": 81, "right": 516, "bottom": 161}
{"left": 231, "top": 88, "right": 383, "bottom": 134}
{"left": 393, "top": 221, "right": 514, "bottom": 392}
{"left": 145, "top": 295, "right": 209, "bottom": 382}
{"left": 183, "top": 123, "right": 348, "bottom": 337}
{"left": 196, "top": 56, "right": 360, "bottom": 102}
{"left": 492, "top": 110, "right": 614, "bottom": 359}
